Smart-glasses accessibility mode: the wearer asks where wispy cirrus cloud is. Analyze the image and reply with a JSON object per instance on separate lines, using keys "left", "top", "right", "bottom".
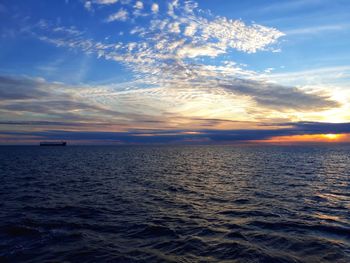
{"left": 18, "top": 0, "right": 342, "bottom": 121}
{"left": 0, "top": 76, "right": 49, "bottom": 100}
{"left": 95, "top": 0, "right": 119, "bottom": 5}
{"left": 31, "top": 0, "right": 284, "bottom": 62}
{"left": 151, "top": 3, "right": 159, "bottom": 14}
{"left": 0, "top": 74, "right": 340, "bottom": 135}
{"left": 84, "top": 1, "right": 93, "bottom": 11}
{"left": 106, "top": 8, "right": 129, "bottom": 22}
{"left": 258, "top": 0, "right": 327, "bottom": 14}
{"left": 285, "top": 24, "right": 350, "bottom": 35}
{"left": 265, "top": 66, "right": 350, "bottom": 87}
{"left": 2, "top": 0, "right": 347, "bottom": 144}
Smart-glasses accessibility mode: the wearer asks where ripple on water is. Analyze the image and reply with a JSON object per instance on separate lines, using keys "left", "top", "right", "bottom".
{"left": 0, "top": 145, "right": 350, "bottom": 262}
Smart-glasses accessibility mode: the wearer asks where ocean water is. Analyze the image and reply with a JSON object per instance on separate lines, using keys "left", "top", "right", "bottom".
{"left": 0, "top": 145, "right": 349, "bottom": 262}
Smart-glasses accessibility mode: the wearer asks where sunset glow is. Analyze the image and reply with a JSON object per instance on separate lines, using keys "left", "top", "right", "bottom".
{"left": 323, "top": 134, "right": 339, "bottom": 140}
{"left": 262, "top": 133, "right": 350, "bottom": 144}
{"left": 1, "top": 2, "right": 350, "bottom": 261}
{"left": 0, "top": 0, "right": 350, "bottom": 144}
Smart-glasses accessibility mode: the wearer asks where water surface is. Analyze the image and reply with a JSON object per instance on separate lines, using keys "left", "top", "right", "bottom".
{"left": 0, "top": 145, "right": 349, "bottom": 262}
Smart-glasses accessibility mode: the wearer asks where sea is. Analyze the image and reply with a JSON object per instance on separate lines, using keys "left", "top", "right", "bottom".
{"left": 0, "top": 145, "right": 349, "bottom": 262}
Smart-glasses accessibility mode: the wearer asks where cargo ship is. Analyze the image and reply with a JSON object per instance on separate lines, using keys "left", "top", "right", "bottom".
{"left": 40, "top": 141, "right": 67, "bottom": 146}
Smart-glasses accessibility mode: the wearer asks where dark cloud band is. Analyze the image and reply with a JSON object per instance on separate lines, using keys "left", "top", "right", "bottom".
{"left": 1, "top": 122, "right": 349, "bottom": 144}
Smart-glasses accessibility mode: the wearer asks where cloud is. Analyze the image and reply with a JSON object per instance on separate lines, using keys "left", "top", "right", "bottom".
{"left": 27, "top": 16, "right": 338, "bottom": 114}
{"left": 32, "top": 1, "right": 285, "bottom": 69}
{"left": 0, "top": 120, "right": 98, "bottom": 127}
{"left": 276, "top": 121, "right": 350, "bottom": 134}
{"left": 285, "top": 24, "right": 349, "bottom": 36}
{"left": 84, "top": 1, "right": 93, "bottom": 11}
{"left": 134, "top": 1, "right": 143, "bottom": 10}
{"left": 95, "top": 0, "right": 118, "bottom": 4}
{"left": 106, "top": 8, "right": 128, "bottom": 22}
{"left": 176, "top": 45, "right": 225, "bottom": 58}
{"left": 0, "top": 75, "right": 49, "bottom": 100}
{"left": 7, "top": 0, "right": 346, "bottom": 139}
{"left": 220, "top": 79, "right": 339, "bottom": 110}
{"left": 200, "top": 18, "right": 285, "bottom": 54}
{"left": 0, "top": 75, "right": 125, "bottom": 123}
{"left": 167, "top": 22, "right": 181, "bottom": 34}
{"left": 268, "top": 66, "right": 350, "bottom": 83}
{"left": 184, "top": 23, "right": 197, "bottom": 36}
{"left": 2, "top": 122, "right": 350, "bottom": 144}
{"left": 0, "top": 75, "right": 185, "bottom": 130}
{"left": 258, "top": 0, "right": 325, "bottom": 14}
{"left": 0, "top": 75, "right": 346, "bottom": 144}
{"left": 151, "top": 3, "right": 159, "bottom": 14}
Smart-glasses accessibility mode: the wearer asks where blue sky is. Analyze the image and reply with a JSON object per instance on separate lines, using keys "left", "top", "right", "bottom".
{"left": 0, "top": 0, "right": 350, "bottom": 144}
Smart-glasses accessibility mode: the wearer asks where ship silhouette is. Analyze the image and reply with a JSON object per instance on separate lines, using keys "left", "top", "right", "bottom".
{"left": 39, "top": 141, "right": 67, "bottom": 146}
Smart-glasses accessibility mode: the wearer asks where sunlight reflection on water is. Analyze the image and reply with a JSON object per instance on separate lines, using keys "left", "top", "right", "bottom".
{"left": 0, "top": 145, "right": 349, "bottom": 262}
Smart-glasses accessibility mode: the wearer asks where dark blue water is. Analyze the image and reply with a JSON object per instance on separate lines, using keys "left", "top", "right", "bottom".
{"left": 0, "top": 145, "right": 349, "bottom": 262}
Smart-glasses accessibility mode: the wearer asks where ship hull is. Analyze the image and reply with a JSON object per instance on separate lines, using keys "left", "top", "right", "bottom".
{"left": 40, "top": 142, "right": 67, "bottom": 146}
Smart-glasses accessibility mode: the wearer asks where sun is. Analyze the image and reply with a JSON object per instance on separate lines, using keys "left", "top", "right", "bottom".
{"left": 323, "top": 134, "right": 339, "bottom": 140}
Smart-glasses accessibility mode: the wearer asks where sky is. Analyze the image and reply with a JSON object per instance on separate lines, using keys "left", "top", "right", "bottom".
{"left": 0, "top": 0, "right": 350, "bottom": 144}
